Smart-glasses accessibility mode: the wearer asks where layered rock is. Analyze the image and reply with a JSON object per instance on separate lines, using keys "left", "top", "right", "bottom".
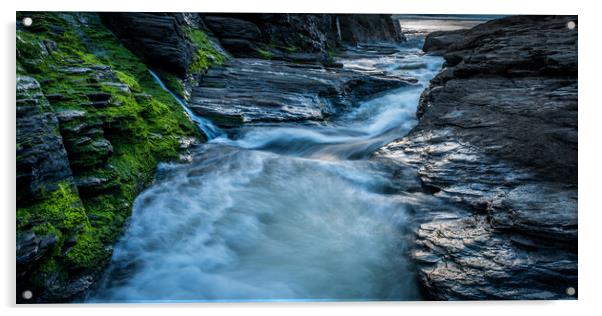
{"left": 376, "top": 15, "right": 578, "bottom": 299}
{"left": 100, "top": 13, "right": 195, "bottom": 76}
{"left": 100, "top": 13, "right": 226, "bottom": 78}
{"left": 336, "top": 14, "right": 403, "bottom": 45}
{"left": 202, "top": 14, "right": 404, "bottom": 62}
{"left": 189, "top": 51, "right": 416, "bottom": 126}
{"left": 16, "top": 76, "right": 74, "bottom": 201}
{"left": 16, "top": 12, "right": 199, "bottom": 303}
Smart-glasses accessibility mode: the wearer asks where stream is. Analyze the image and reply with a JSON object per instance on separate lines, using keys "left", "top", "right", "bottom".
{"left": 89, "top": 36, "right": 443, "bottom": 302}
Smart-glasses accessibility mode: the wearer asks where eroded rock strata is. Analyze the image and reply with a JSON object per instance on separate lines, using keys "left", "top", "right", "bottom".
{"left": 200, "top": 14, "right": 403, "bottom": 62}
{"left": 189, "top": 55, "right": 415, "bottom": 126}
{"left": 376, "top": 15, "right": 578, "bottom": 299}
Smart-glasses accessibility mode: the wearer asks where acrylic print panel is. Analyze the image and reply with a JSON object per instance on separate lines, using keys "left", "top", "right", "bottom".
{"left": 15, "top": 12, "right": 577, "bottom": 303}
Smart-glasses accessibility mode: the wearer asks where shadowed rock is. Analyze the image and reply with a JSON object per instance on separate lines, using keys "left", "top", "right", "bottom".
{"left": 188, "top": 48, "right": 417, "bottom": 127}
{"left": 202, "top": 14, "right": 404, "bottom": 62}
{"left": 376, "top": 15, "right": 578, "bottom": 300}
{"left": 16, "top": 76, "right": 74, "bottom": 202}
{"left": 100, "top": 13, "right": 197, "bottom": 76}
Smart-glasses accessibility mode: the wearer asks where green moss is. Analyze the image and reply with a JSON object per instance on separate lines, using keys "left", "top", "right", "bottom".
{"left": 284, "top": 46, "right": 297, "bottom": 53}
{"left": 326, "top": 43, "right": 339, "bottom": 58}
{"left": 17, "top": 183, "right": 86, "bottom": 232}
{"left": 183, "top": 27, "right": 225, "bottom": 72}
{"left": 16, "top": 12, "right": 202, "bottom": 297}
{"left": 257, "top": 48, "right": 273, "bottom": 59}
{"left": 115, "top": 70, "right": 141, "bottom": 92}
{"left": 155, "top": 70, "right": 185, "bottom": 99}
{"left": 65, "top": 229, "right": 104, "bottom": 268}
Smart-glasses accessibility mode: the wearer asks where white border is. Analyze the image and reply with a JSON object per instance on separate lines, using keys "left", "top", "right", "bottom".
{"left": 2, "top": 0, "right": 598, "bottom": 315}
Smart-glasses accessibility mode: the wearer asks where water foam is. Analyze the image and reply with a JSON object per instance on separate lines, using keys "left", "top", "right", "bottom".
{"left": 90, "top": 39, "right": 442, "bottom": 302}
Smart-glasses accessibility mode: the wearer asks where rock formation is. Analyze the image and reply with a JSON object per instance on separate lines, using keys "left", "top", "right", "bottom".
{"left": 377, "top": 15, "right": 578, "bottom": 299}
{"left": 189, "top": 55, "right": 415, "bottom": 126}
{"left": 16, "top": 12, "right": 200, "bottom": 302}
{"left": 201, "top": 14, "right": 404, "bottom": 62}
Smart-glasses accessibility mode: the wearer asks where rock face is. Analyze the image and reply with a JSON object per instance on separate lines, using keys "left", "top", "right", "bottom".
{"left": 336, "top": 14, "right": 403, "bottom": 45}
{"left": 202, "top": 14, "right": 404, "bottom": 62}
{"left": 377, "top": 15, "right": 577, "bottom": 299}
{"left": 189, "top": 50, "right": 416, "bottom": 126}
{"left": 16, "top": 76, "right": 74, "bottom": 202}
{"left": 100, "top": 13, "right": 197, "bottom": 76}
{"left": 16, "top": 12, "right": 199, "bottom": 303}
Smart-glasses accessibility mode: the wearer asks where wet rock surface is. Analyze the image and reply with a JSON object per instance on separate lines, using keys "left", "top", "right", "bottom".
{"left": 189, "top": 46, "right": 417, "bottom": 127}
{"left": 377, "top": 15, "right": 578, "bottom": 299}
{"left": 203, "top": 14, "right": 403, "bottom": 62}
{"left": 100, "top": 13, "right": 197, "bottom": 76}
{"left": 16, "top": 76, "right": 74, "bottom": 201}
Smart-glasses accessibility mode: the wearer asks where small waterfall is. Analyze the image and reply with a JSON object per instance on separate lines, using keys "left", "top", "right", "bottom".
{"left": 91, "top": 39, "right": 444, "bottom": 302}
{"left": 148, "top": 70, "right": 225, "bottom": 140}
{"left": 336, "top": 17, "right": 343, "bottom": 42}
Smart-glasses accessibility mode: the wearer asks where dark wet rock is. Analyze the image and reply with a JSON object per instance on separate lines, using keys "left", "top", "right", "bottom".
{"left": 413, "top": 215, "right": 577, "bottom": 300}
{"left": 75, "top": 176, "right": 114, "bottom": 197}
{"left": 100, "top": 13, "right": 197, "bottom": 76}
{"left": 16, "top": 76, "right": 74, "bottom": 202}
{"left": 56, "top": 110, "right": 86, "bottom": 122}
{"left": 102, "top": 82, "right": 131, "bottom": 93}
{"left": 336, "top": 14, "right": 404, "bottom": 45}
{"left": 60, "top": 67, "right": 94, "bottom": 74}
{"left": 17, "top": 231, "right": 58, "bottom": 267}
{"left": 45, "top": 93, "right": 64, "bottom": 101}
{"left": 218, "top": 38, "right": 259, "bottom": 56}
{"left": 422, "top": 29, "right": 467, "bottom": 55}
{"left": 376, "top": 15, "right": 577, "bottom": 299}
{"left": 203, "top": 14, "right": 404, "bottom": 62}
{"left": 85, "top": 92, "right": 112, "bottom": 102}
{"left": 203, "top": 16, "right": 261, "bottom": 41}
{"left": 189, "top": 53, "right": 416, "bottom": 126}
{"left": 423, "top": 15, "right": 577, "bottom": 77}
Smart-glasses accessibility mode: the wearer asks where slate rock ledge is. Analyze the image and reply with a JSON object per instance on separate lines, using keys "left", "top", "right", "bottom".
{"left": 376, "top": 15, "right": 578, "bottom": 300}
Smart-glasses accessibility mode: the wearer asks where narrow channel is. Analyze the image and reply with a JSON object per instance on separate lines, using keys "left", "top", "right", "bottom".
{"left": 90, "top": 36, "right": 443, "bottom": 302}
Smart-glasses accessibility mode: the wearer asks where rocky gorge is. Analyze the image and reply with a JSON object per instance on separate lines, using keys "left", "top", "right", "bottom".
{"left": 16, "top": 13, "right": 577, "bottom": 303}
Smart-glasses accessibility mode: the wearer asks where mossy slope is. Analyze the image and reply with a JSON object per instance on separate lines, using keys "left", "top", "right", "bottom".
{"left": 16, "top": 12, "right": 203, "bottom": 302}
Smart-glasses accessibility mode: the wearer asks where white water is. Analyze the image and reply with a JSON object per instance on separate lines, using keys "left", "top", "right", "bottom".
{"left": 90, "top": 39, "right": 443, "bottom": 302}
{"left": 148, "top": 70, "right": 226, "bottom": 140}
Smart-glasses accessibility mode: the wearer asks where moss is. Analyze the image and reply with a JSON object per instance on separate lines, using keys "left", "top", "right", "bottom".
{"left": 17, "top": 182, "right": 86, "bottom": 232}
{"left": 183, "top": 27, "right": 225, "bottom": 72}
{"left": 16, "top": 12, "right": 202, "bottom": 298}
{"left": 155, "top": 69, "right": 185, "bottom": 99}
{"left": 257, "top": 48, "right": 273, "bottom": 59}
{"left": 326, "top": 43, "right": 339, "bottom": 58}
{"left": 115, "top": 70, "right": 141, "bottom": 92}
{"left": 65, "top": 229, "right": 104, "bottom": 268}
{"left": 284, "top": 46, "right": 297, "bottom": 53}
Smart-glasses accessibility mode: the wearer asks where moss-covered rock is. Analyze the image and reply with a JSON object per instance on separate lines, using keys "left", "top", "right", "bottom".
{"left": 16, "top": 12, "right": 202, "bottom": 303}
{"left": 99, "top": 13, "right": 228, "bottom": 101}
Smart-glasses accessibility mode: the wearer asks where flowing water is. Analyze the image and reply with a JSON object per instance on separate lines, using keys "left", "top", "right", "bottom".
{"left": 90, "top": 37, "right": 443, "bottom": 302}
